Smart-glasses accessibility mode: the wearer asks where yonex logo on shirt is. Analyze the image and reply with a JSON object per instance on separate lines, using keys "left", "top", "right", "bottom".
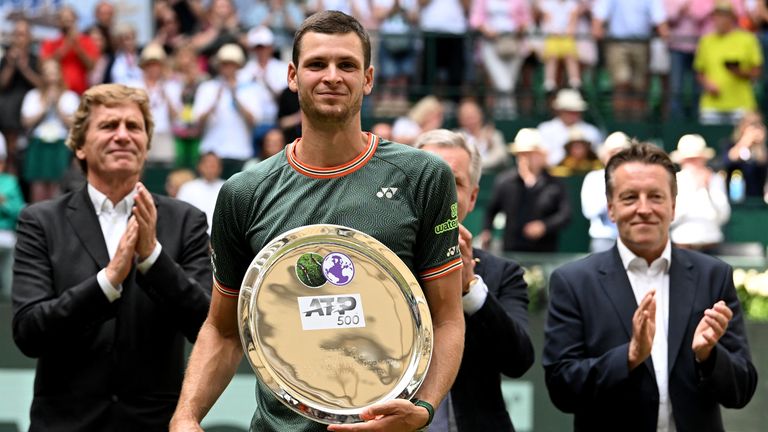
{"left": 376, "top": 187, "right": 398, "bottom": 198}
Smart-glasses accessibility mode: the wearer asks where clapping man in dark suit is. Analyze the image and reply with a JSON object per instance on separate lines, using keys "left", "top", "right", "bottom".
{"left": 416, "top": 129, "right": 535, "bottom": 431}
{"left": 543, "top": 142, "right": 757, "bottom": 431}
{"left": 12, "top": 83, "right": 211, "bottom": 431}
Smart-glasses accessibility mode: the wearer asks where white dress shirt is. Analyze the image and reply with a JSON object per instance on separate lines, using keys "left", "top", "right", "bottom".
{"left": 88, "top": 185, "right": 162, "bottom": 302}
{"left": 617, "top": 239, "right": 676, "bottom": 432}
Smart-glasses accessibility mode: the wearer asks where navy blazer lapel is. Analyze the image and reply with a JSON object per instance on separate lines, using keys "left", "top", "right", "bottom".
{"left": 66, "top": 187, "right": 110, "bottom": 268}
{"left": 597, "top": 248, "right": 636, "bottom": 340}
{"left": 667, "top": 248, "right": 696, "bottom": 372}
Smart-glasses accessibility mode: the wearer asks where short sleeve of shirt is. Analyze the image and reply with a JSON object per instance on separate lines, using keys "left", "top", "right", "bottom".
{"left": 414, "top": 155, "right": 462, "bottom": 282}
{"left": 210, "top": 176, "right": 256, "bottom": 297}
{"left": 191, "top": 81, "right": 219, "bottom": 121}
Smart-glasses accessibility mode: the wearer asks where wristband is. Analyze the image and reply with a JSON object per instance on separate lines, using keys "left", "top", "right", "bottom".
{"left": 411, "top": 398, "right": 434, "bottom": 429}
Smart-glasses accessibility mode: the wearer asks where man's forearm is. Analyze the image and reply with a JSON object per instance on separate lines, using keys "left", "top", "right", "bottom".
{"left": 413, "top": 315, "right": 464, "bottom": 407}
{"left": 172, "top": 320, "right": 243, "bottom": 425}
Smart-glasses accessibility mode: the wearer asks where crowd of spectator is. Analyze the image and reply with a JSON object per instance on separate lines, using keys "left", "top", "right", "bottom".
{"left": 3, "top": 0, "right": 768, "bottom": 285}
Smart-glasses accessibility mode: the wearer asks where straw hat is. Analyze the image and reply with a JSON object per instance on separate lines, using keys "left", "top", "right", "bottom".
{"left": 552, "top": 88, "right": 587, "bottom": 112}
{"left": 598, "top": 131, "right": 631, "bottom": 161}
{"left": 139, "top": 43, "right": 167, "bottom": 66}
{"left": 216, "top": 43, "right": 246, "bottom": 66}
{"left": 712, "top": 0, "right": 736, "bottom": 16}
{"left": 670, "top": 134, "right": 715, "bottom": 163}
{"left": 508, "top": 128, "right": 544, "bottom": 154}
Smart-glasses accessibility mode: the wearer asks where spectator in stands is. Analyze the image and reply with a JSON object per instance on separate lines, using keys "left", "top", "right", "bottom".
{"left": 373, "top": 0, "right": 420, "bottom": 115}
{"left": 177, "top": 152, "right": 226, "bottom": 235}
{"left": 41, "top": 6, "right": 100, "bottom": 95}
{"left": 238, "top": 26, "right": 289, "bottom": 147}
{"left": 261, "top": 128, "right": 287, "bottom": 159}
{"left": 481, "top": 128, "right": 571, "bottom": 252}
{"left": 470, "top": 0, "right": 532, "bottom": 117}
{"left": 0, "top": 19, "right": 41, "bottom": 176}
{"left": 0, "top": 133, "right": 25, "bottom": 300}
{"left": 108, "top": 24, "right": 143, "bottom": 85}
{"left": 695, "top": 1, "right": 763, "bottom": 125}
{"left": 455, "top": 99, "right": 508, "bottom": 171}
{"left": 551, "top": 126, "right": 601, "bottom": 176}
{"left": 575, "top": 1, "right": 599, "bottom": 79}
{"left": 538, "top": 88, "right": 602, "bottom": 167}
{"left": 165, "top": 168, "right": 196, "bottom": 198}
{"left": 419, "top": 0, "right": 469, "bottom": 101}
{"left": 580, "top": 131, "right": 632, "bottom": 252}
{"left": 592, "top": 0, "right": 668, "bottom": 119}
{"left": 392, "top": 95, "right": 445, "bottom": 145}
{"left": 239, "top": 0, "right": 305, "bottom": 57}
{"left": 537, "top": 0, "right": 583, "bottom": 91}
{"left": 170, "top": 45, "right": 207, "bottom": 170}
{"left": 153, "top": 5, "right": 189, "bottom": 55}
{"left": 129, "top": 43, "right": 181, "bottom": 167}
{"left": 748, "top": 0, "right": 768, "bottom": 114}
{"left": 722, "top": 111, "right": 768, "bottom": 197}
{"left": 371, "top": 122, "right": 393, "bottom": 141}
{"left": 87, "top": 27, "right": 111, "bottom": 87}
{"left": 21, "top": 60, "right": 80, "bottom": 203}
{"left": 670, "top": 134, "right": 730, "bottom": 254}
{"left": 190, "top": 0, "right": 245, "bottom": 66}
{"left": 89, "top": 0, "right": 116, "bottom": 56}
{"left": 193, "top": 44, "right": 261, "bottom": 175}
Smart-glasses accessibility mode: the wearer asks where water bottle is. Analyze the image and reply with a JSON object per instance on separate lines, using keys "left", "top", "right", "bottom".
{"left": 729, "top": 169, "right": 746, "bottom": 203}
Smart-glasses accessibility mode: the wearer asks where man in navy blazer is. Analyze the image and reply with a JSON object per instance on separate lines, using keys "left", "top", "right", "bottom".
{"left": 417, "top": 129, "right": 534, "bottom": 431}
{"left": 12, "top": 84, "right": 211, "bottom": 431}
{"left": 543, "top": 142, "right": 757, "bottom": 431}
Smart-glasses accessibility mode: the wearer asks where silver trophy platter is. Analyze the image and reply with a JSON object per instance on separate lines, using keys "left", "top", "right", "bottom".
{"left": 237, "top": 224, "right": 433, "bottom": 424}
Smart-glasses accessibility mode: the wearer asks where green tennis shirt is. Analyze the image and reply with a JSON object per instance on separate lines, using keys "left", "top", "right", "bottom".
{"left": 209, "top": 133, "right": 462, "bottom": 431}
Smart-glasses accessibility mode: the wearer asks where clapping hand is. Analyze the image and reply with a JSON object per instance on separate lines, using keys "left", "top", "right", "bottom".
{"left": 692, "top": 300, "right": 732, "bottom": 363}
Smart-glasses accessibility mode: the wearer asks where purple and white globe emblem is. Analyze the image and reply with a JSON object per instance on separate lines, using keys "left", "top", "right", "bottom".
{"left": 322, "top": 252, "right": 355, "bottom": 286}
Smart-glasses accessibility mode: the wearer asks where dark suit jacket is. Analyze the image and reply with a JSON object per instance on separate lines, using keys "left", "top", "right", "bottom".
{"left": 12, "top": 187, "right": 212, "bottom": 432}
{"left": 484, "top": 169, "right": 571, "bottom": 252}
{"left": 449, "top": 248, "right": 534, "bottom": 432}
{"left": 543, "top": 247, "right": 757, "bottom": 432}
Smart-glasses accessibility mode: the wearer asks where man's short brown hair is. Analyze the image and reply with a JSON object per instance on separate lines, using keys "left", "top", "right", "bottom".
{"left": 67, "top": 84, "right": 154, "bottom": 172}
{"left": 292, "top": 10, "right": 371, "bottom": 69}
{"left": 605, "top": 141, "right": 677, "bottom": 199}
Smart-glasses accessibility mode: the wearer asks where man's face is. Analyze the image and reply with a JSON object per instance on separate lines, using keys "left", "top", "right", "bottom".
{"left": 288, "top": 32, "right": 373, "bottom": 126}
{"left": 516, "top": 150, "right": 547, "bottom": 173}
{"left": 58, "top": 9, "right": 76, "bottom": 33}
{"left": 76, "top": 103, "right": 148, "bottom": 181}
{"left": 198, "top": 154, "right": 222, "bottom": 181}
{"left": 421, "top": 145, "right": 478, "bottom": 222}
{"left": 608, "top": 162, "right": 675, "bottom": 261}
{"left": 96, "top": 3, "right": 114, "bottom": 26}
{"left": 559, "top": 110, "right": 582, "bottom": 126}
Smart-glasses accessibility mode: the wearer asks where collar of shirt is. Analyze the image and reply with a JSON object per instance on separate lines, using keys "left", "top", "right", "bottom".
{"left": 87, "top": 183, "right": 136, "bottom": 217}
{"left": 616, "top": 237, "right": 672, "bottom": 275}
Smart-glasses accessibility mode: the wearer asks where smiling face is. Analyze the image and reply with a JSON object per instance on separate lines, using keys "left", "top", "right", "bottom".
{"left": 76, "top": 103, "right": 148, "bottom": 184}
{"left": 288, "top": 32, "right": 373, "bottom": 127}
{"left": 608, "top": 162, "right": 675, "bottom": 262}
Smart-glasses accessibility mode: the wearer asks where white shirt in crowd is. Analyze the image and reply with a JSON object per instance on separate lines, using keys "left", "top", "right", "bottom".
{"left": 176, "top": 178, "right": 226, "bottom": 235}
{"left": 21, "top": 89, "right": 80, "bottom": 142}
{"left": 671, "top": 169, "right": 731, "bottom": 245}
{"left": 581, "top": 168, "right": 616, "bottom": 240}
{"left": 617, "top": 239, "right": 675, "bottom": 432}
{"left": 192, "top": 79, "right": 263, "bottom": 160}
{"left": 419, "top": 0, "right": 468, "bottom": 34}
{"left": 88, "top": 185, "right": 161, "bottom": 303}
{"left": 538, "top": 0, "right": 579, "bottom": 35}
{"left": 537, "top": 117, "right": 603, "bottom": 166}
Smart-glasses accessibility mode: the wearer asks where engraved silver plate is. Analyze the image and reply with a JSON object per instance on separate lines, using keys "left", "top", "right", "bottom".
{"left": 238, "top": 224, "right": 433, "bottom": 424}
